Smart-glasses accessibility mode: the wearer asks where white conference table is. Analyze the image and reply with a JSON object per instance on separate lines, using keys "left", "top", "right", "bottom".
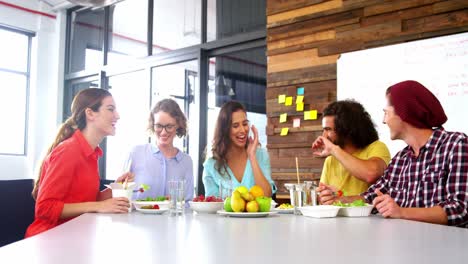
{"left": 1, "top": 210, "right": 468, "bottom": 264}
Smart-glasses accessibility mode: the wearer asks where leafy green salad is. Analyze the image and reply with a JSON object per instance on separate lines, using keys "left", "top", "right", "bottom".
{"left": 136, "top": 196, "right": 168, "bottom": 201}
{"left": 333, "top": 199, "right": 367, "bottom": 207}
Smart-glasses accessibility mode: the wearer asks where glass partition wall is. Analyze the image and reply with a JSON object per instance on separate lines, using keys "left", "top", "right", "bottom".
{"left": 64, "top": 0, "right": 266, "bottom": 195}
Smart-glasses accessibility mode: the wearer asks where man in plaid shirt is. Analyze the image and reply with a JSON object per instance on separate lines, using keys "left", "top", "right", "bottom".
{"left": 318, "top": 80, "right": 468, "bottom": 227}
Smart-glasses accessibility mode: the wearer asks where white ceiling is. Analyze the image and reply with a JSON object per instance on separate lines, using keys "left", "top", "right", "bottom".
{"left": 38, "top": 0, "right": 124, "bottom": 10}
{"left": 38, "top": 0, "right": 74, "bottom": 10}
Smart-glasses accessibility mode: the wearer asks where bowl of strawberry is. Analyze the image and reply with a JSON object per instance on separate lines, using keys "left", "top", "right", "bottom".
{"left": 189, "top": 195, "right": 224, "bottom": 214}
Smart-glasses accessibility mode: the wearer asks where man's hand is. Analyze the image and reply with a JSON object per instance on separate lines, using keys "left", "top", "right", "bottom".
{"left": 311, "top": 136, "right": 337, "bottom": 157}
{"left": 373, "top": 189, "right": 402, "bottom": 218}
{"left": 316, "top": 182, "right": 339, "bottom": 205}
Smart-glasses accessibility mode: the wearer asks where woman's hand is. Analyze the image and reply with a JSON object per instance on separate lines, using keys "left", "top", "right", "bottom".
{"left": 95, "top": 197, "right": 130, "bottom": 213}
{"left": 115, "top": 171, "right": 135, "bottom": 184}
{"left": 247, "top": 124, "right": 259, "bottom": 159}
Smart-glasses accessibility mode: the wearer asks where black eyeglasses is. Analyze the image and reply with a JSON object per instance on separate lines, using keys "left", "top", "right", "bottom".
{"left": 154, "top": 124, "right": 177, "bottom": 133}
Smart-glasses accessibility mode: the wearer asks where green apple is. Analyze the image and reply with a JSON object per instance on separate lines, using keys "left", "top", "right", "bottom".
{"left": 246, "top": 200, "right": 259, "bottom": 212}
{"left": 224, "top": 197, "right": 233, "bottom": 212}
{"left": 255, "top": 196, "right": 272, "bottom": 212}
{"left": 234, "top": 186, "right": 249, "bottom": 195}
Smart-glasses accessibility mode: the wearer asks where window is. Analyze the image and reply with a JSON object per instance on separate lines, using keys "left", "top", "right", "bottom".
{"left": 64, "top": 0, "right": 267, "bottom": 194}
{"left": 153, "top": 0, "right": 201, "bottom": 53}
{"left": 106, "top": 70, "right": 150, "bottom": 180}
{"left": 68, "top": 8, "right": 105, "bottom": 73}
{"left": 207, "top": 0, "right": 266, "bottom": 41}
{"left": 0, "top": 26, "right": 33, "bottom": 155}
{"left": 108, "top": 1, "right": 149, "bottom": 65}
{"left": 207, "top": 47, "right": 267, "bottom": 153}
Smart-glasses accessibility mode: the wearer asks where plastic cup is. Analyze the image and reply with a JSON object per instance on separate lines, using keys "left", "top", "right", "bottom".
{"left": 111, "top": 189, "right": 133, "bottom": 212}
{"left": 168, "top": 179, "right": 185, "bottom": 216}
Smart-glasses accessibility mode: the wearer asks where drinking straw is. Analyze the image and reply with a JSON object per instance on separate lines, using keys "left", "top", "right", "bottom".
{"left": 295, "top": 157, "right": 300, "bottom": 184}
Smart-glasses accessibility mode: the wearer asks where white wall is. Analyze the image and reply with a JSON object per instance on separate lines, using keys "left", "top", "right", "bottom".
{"left": 338, "top": 32, "right": 468, "bottom": 156}
{"left": 0, "top": 0, "right": 66, "bottom": 179}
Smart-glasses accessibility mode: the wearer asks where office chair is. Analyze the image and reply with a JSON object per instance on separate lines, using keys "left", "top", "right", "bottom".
{"left": 100, "top": 178, "right": 113, "bottom": 191}
{"left": 0, "top": 179, "right": 35, "bottom": 247}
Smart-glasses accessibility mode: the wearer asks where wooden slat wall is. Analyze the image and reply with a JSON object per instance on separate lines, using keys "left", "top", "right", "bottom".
{"left": 266, "top": 0, "right": 468, "bottom": 196}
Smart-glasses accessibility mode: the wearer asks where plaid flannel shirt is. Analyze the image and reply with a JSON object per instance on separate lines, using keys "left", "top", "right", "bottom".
{"left": 362, "top": 129, "right": 468, "bottom": 227}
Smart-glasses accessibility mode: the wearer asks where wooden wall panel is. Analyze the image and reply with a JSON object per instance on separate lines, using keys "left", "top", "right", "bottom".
{"left": 267, "top": 63, "right": 337, "bottom": 87}
{"left": 268, "top": 29, "right": 336, "bottom": 54}
{"left": 268, "top": 48, "right": 339, "bottom": 73}
{"left": 268, "top": 0, "right": 344, "bottom": 25}
{"left": 266, "top": 0, "right": 468, "bottom": 196}
{"left": 267, "top": 0, "right": 328, "bottom": 16}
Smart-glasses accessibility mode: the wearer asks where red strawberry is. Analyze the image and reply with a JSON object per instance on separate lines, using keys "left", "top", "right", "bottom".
{"left": 152, "top": 204, "right": 160, "bottom": 209}
{"left": 337, "top": 190, "right": 343, "bottom": 197}
{"left": 139, "top": 188, "right": 144, "bottom": 193}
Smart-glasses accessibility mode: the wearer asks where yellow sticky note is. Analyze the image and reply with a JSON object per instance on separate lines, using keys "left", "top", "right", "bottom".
{"left": 296, "top": 102, "right": 304, "bottom": 111}
{"left": 278, "top": 94, "right": 286, "bottom": 104}
{"left": 296, "top": 95, "right": 304, "bottom": 104}
{"left": 304, "top": 110, "right": 318, "bottom": 120}
{"left": 310, "top": 110, "right": 317, "bottom": 120}
{"left": 280, "top": 127, "right": 289, "bottom": 136}
{"left": 279, "top": 113, "right": 287, "bottom": 123}
{"left": 285, "top": 96, "right": 293, "bottom": 106}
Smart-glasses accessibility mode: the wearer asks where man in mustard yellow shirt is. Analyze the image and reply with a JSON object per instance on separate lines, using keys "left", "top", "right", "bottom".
{"left": 312, "top": 100, "right": 391, "bottom": 196}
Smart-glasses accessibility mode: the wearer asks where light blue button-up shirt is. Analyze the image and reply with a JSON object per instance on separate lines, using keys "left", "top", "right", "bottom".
{"left": 202, "top": 148, "right": 276, "bottom": 197}
{"left": 127, "top": 144, "right": 194, "bottom": 202}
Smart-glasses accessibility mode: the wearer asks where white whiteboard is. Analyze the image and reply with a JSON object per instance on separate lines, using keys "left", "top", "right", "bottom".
{"left": 338, "top": 32, "right": 468, "bottom": 156}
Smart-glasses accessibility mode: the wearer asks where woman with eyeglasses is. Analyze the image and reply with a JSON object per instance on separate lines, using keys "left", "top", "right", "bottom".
{"left": 125, "top": 99, "right": 194, "bottom": 201}
{"left": 203, "top": 101, "right": 276, "bottom": 198}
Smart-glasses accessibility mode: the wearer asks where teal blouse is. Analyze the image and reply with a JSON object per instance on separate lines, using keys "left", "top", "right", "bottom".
{"left": 202, "top": 148, "right": 276, "bottom": 197}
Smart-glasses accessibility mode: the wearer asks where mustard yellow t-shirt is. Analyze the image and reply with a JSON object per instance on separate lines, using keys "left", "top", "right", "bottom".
{"left": 320, "top": 140, "right": 391, "bottom": 196}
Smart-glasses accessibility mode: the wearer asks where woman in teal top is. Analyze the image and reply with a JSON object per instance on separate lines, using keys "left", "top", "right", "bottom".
{"left": 202, "top": 101, "right": 276, "bottom": 197}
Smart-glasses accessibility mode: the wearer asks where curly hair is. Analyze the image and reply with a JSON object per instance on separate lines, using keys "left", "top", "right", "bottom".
{"left": 148, "top": 98, "right": 187, "bottom": 137}
{"left": 211, "top": 101, "right": 248, "bottom": 177}
{"left": 323, "top": 100, "right": 378, "bottom": 149}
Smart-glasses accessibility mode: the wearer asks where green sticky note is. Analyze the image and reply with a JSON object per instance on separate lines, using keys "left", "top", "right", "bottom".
{"left": 279, "top": 113, "right": 287, "bottom": 123}
{"left": 296, "top": 102, "right": 304, "bottom": 111}
{"left": 297, "top": 87, "right": 304, "bottom": 95}
{"left": 296, "top": 95, "right": 304, "bottom": 104}
{"left": 285, "top": 96, "right": 293, "bottom": 106}
{"left": 278, "top": 94, "right": 286, "bottom": 104}
{"left": 304, "top": 110, "right": 318, "bottom": 120}
{"left": 280, "top": 127, "right": 289, "bottom": 136}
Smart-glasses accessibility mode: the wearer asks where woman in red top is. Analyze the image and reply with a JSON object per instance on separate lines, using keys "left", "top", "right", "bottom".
{"left": 26, "top": 88, "right": 133, "bottom": 237}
